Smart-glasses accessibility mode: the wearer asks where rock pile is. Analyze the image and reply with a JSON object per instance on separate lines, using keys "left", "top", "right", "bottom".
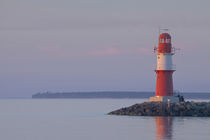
{"left": 108, "top": 101, "right": 210, "bottom": 117}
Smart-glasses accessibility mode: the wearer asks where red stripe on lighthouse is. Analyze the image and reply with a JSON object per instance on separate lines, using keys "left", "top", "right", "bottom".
{"left": 155, "top": 70, "right": 174, "bottom": 96}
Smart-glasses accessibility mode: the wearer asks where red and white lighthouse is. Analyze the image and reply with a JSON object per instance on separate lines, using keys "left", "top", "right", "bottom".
{"left": 150, "top": 32, "right": 179, "bottom": 102}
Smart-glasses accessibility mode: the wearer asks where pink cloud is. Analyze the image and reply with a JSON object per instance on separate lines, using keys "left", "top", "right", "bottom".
{"left": 88, "top": 48, "right": 120, "bottom": 56}
{"left": 39, "top": 46, "right": 86, "bottom": 58}
{"left": 135, "top": 48, "right": 151, "bottom": 54}
{"left": 88, "top": 47, "right": 151, "bottom": 56}
{"left": 39, "top": 46, "right": 151, "bottom": 58}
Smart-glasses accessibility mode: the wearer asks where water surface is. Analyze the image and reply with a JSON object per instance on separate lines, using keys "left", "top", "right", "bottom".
{"left": 0, "top": 99, "right": 209, "bottom": 140}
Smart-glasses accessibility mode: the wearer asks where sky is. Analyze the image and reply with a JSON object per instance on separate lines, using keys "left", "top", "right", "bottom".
{"left": 0, "top": 0, "right": 210, "bottom": 97}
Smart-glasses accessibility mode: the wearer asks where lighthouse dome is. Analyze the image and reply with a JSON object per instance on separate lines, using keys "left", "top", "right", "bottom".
{"left": 159, "top": 33, "right": 171, "bottom": 39}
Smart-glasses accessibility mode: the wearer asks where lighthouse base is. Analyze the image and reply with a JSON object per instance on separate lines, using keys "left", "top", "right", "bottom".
{"left": 150, "top": 96, "right": 179, "bottom": 103}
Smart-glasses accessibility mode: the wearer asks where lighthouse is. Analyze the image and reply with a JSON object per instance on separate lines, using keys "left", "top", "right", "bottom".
{"left": 150, "top": 32, "right": 179, "bottom": 103}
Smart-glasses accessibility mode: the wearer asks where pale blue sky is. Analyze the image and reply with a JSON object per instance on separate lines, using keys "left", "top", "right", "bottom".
{"left": 0, "top": 0, "right": 210, "bottom": 97}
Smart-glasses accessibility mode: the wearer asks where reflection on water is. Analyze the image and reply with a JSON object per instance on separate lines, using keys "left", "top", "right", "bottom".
{"left": 155, "top": 117, "right": 173, "bottom": 140}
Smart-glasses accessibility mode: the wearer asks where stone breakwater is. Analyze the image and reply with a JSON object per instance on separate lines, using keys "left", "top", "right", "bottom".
{"left": 108, "top": 101, "right": 210, "bottom": 117}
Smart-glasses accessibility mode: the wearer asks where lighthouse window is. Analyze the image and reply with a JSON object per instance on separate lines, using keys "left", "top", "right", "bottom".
{"left": 166, "top": 39, "right": 171, "bottom": 43}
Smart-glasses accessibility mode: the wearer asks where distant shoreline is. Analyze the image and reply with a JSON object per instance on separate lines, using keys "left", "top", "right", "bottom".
{"left": 32, "top": 92, "right": 210, "bottom": 99}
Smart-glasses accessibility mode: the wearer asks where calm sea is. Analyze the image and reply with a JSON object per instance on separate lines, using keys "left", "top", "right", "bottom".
{"left": 0, "top": 99, "right": 210, "bottom": 140}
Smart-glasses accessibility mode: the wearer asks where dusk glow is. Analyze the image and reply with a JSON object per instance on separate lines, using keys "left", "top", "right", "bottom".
{"left": 1, "top": 0, "right": 210, "bottom": 97}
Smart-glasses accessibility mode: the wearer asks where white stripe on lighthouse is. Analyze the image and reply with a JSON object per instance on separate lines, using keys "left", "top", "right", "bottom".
{"left": 156, "top": 53, "right": 174, "bottom": 70}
